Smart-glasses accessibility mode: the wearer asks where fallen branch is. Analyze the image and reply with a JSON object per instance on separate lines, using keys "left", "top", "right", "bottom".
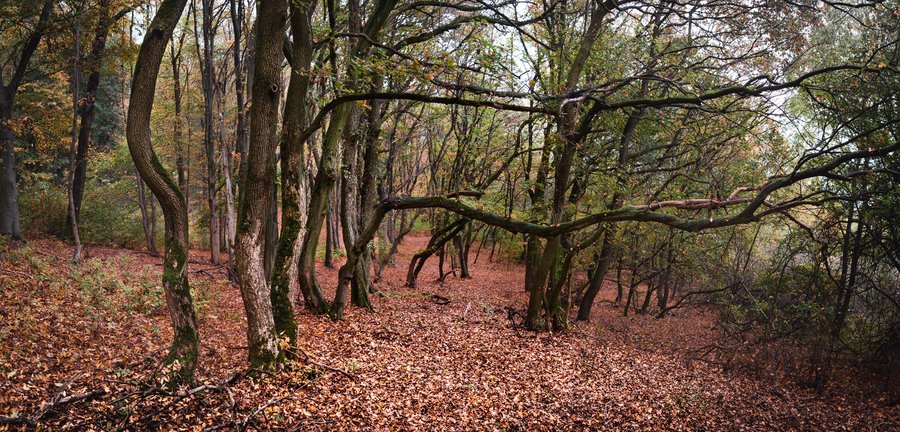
{"left": 286, "top": 346, "right": 356, "bottom": 381}
{"left": 428, "top": 293, "right": 451, "bottom": 305}
{"left": 504, "top": 306, "right": 528, "bottom": 338}
{"left": 0, "top": 268, "right": 35, "bottom": 280}
{"left": 112, "top": 383, "right": 231, "bottom": 432}
{"left": 0, "top": 388, "right": 106, "bottom": 427}
{"left": 238, "top": 395, "right": 293, "bottom": 432}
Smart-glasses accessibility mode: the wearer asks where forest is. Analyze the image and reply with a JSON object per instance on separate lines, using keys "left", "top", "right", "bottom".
{"left": 0, "top": 0, "right": 898, "bottom": 429}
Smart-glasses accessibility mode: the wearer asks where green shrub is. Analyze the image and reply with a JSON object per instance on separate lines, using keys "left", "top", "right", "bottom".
{"left": 75, "top": 260, "right": 121, "bottom": 311}
{"left": 79, "top": 180, "right": 148, "bottom": 247}
{"left": 19, "top": 185, "right": 68, "bottom": 238}
{"left": 122, "top": 280, "right": 164, "bottom": 315}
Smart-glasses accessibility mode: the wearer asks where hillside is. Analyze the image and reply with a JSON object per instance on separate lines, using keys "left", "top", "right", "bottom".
{"left": 1, "top": 236, "right": 896, "bottom": 430}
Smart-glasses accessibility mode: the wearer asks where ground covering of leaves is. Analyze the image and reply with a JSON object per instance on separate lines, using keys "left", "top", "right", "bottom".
{"left": 1, "top": 235, "right": 897, "bottom": 431}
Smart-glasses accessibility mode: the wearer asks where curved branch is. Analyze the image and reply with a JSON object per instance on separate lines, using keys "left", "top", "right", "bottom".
{"left": 298, "top": 92, "right": 551, "bottom": 143}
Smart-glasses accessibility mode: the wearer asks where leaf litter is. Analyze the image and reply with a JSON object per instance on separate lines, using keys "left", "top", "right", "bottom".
{"left": 0, "top": 235, "right": 897, "bottom": 430}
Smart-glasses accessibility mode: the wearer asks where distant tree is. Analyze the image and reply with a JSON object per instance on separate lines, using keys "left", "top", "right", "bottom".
{"left": 0, "top": 0, "right": 54, "bottom": 239}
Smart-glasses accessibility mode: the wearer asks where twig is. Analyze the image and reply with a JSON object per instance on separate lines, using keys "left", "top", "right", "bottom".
{"left": 113, "top": 384, "right": 230, "bottom": 431}
{"left": 504, "top": 306, "right": 529, "bottom": 338}
{"left": 0, "top": 386, "right": 106, "bottom": 427}
{"left": 0, "top": 268, "right": 35, "bottom": 280}
{"left": 428, "top": 293, "right": 451, "bottom": 305}
{"left": 239, "top": 395, "right": 293, "bottom": 432}
{"left": 285, "top": 346, "right": 356, "bottom": 380}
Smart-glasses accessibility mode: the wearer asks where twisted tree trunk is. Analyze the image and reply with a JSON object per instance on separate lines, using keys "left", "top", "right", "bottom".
{"left": 125, "top": 0, "right": 199, "bottom": 385}
{"left": 298, "top": 0, "right": 398, "bottom": 316}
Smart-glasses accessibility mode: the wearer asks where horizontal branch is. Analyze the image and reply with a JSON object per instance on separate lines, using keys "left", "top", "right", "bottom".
{"left": 299, "top": 92, "right": 550, "bottom": 143}
{"left": 629, "top": 197, "right": 754, "bottom": 211}
{"left": 365, "top": 135, "right": 898, "bottom": 238}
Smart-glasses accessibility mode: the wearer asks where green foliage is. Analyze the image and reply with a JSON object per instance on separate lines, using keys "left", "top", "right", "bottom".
{"left": 19, "top": 186, "right": 68, "bottom": 237}
{"left": 122, "top": 280, "right": 165, "bottom": 315}
{"left": 20, "top": 144, "right": 153, "bottom": 247}
{"left": 75, "top": 260, "right": 121, "bottom": 311}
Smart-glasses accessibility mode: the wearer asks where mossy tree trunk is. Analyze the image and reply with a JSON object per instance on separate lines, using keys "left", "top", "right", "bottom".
{"left": 270, "top": 0, "right": 316, "bottom": 348}
{"left": 299, "top": 0, "right": 398, "bottom": 317}
{"left": 125, "top": 0, "right": 199, "bottom": 385}
{"left": 234, "top": 0, "right": 288, "bottom": 370}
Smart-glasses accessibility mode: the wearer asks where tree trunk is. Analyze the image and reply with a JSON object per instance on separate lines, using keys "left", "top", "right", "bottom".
{"left": 170, "top": 33, "right": 187, "bottom": 194}
{"left": 230, "top": 0, "right": 248, "bottom": 187}
{"left": 577, "top": 233, "right": 614, "bottom": 321}
{"left": 614, "top": 257, "right": 624, "bottom": 303}
{"left": 234, "top": 0, "right": 289, "bottom": 370}
{"left": 832, "top": 205, "right": 864, "bottom": 341}
{"left": 640, "top": 280, "right": 656, "bottom": 315}
{"left": 70, "top": 0, "right": 118, "bottom": 228}
{"left": 270, "top": 0, "right": 315, "bottom": 345}
{"left": 0, "top": 113, "right": 20, "bottom": 239}
{"left": 125, "top": 0, "right": 199, "bottom": 385}
{"left": 656, "top": 240, "right": 674, "bottom": 318}
{"left": 0, "top": 0, "right": 53, "bottom": 239}
{"left": 623, "top": 262, "right": 637, "bottom": 317}
{"left": 298, "top": 0, "right": 397, "bottom": 315}
{"left": 136, "top": 173, "right": 159, "bottom": 255}
{"left": 334, "top": 107, "right": 371, "bottom": 316}
{"left": 355, "top": 93, "right": 383, "bottom": 292}
{"left": 196, "top": 0, "right": 220, "bottom": 264}
{"left": 67, "top": 4, "right": 84, "bottom": 262}
{"left": 324, "top": 204, "right": 335, "bottom": 268}
{"left": 454, "top": 225, "right": 472, "bottom": 279}
{"left": 405, "top": 218, "right": 467, "bottom": 288}
{"left": 263, "top": 184, "right": 278, "bottom": 278}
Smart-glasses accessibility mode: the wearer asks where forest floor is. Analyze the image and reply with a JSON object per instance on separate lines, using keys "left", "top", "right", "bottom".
{"left": 0, "top": 234, "right": 897, "bottom": 431}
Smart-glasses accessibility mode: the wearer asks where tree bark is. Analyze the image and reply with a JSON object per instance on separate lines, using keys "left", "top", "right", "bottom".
{"left": 334, "top": 106, "right": 367, "bottom": 317}
{"left": 0, "top": 0, "right": 54, "bottom": 239}
{"left": 195, "top": 0, "right": 221, "bottom": 264}
{"left": 405, "top": 218, "right": 467, "bottom": 288}
{"left": 298, "top": 0, "right": 398, "bottom": 315}
{"left": 324, "top": 204, "right": 335, "bottom": 268}
{"left": 230, "top": 0, "right": 248, "bottom": 186}
{"left": 234, "top": 0, "right": 289, "bottom": 369}
{"left": 125, "top": 0, "right": 199, "bottom": 385}
{"left": 170, "top": 32, "right": 187, "bottom": 194}
{"left": 67, "top": 3, "right": 84, "bottom": 262}
{"left": 576, "top": 234, "right": 614, "bottom": 321}
{"left": 136, "top": 172, "right": 159, "bottom": 254}
{"left": 270, "top": 0, "right": 316, "bottom": 346}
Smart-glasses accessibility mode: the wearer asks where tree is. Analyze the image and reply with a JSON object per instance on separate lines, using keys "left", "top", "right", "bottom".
{"left": 125, "top": 0, "right": 200, "bottom": 384}
{"left": 69, "top": 0, "right": 131, "bottom": 228}
{"left": 0, "top": 0, "right": 54, "bottom": 239}
{"left": 234, "top": 0, "right": 289, "bottom": 369}
{"left": 270, "top": 0, "right": 317, "bottom": 347}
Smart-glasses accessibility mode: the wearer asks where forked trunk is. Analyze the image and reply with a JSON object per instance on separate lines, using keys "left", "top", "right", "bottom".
{"left": 234, "top": 0, "right": 289, "bottom": 370}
